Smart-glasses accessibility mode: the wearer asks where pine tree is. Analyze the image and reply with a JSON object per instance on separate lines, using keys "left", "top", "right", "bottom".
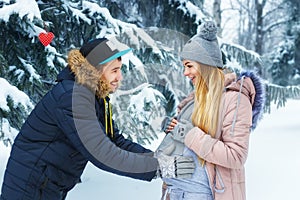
{"left": 265, "top": 0, "right": 300, "bottom": 87}
{"left": 268, "top": 39, "right": 296, "bottom": 86}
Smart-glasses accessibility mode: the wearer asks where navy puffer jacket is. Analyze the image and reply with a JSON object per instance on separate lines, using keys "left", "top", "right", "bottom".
{"left": 0, "top": 50, "right": 158, "bottom": 200}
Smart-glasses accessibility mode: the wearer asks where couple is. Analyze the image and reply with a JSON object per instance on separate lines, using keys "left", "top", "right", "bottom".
{"left": 0, "top": 21, "right": 265, "bottom": 200}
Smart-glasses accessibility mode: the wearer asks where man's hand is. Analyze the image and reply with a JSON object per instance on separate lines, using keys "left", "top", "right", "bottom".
{"left": 155, "top": 153, "right": 195, "bottom": 179}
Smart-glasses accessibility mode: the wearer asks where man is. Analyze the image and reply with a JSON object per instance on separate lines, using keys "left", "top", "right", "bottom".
{"left": 0, "top": 37, "right": 195, "bottom": 200}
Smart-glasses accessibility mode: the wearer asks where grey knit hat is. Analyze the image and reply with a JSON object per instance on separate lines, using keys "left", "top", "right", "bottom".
{"left": 180, "top": 21, "right": 223, "bottom": 68}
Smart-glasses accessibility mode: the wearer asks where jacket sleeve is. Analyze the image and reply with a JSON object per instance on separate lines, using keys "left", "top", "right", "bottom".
{"left": 184, "top": 92, "right": 252, "bottom": 169}
{"left": 55, "top": 84, "right": 158, "bottom": 181}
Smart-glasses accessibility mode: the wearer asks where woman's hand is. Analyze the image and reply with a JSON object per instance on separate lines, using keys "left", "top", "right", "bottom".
{"left": 161, "top": 117, "right": 178, "bottom": 133}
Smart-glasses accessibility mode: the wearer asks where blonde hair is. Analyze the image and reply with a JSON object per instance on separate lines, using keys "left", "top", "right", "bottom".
{"left": 191, "top": 63, "right": 224, "bottom": 138}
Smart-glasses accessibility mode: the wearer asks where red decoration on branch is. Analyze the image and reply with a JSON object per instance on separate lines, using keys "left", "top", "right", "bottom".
{"left": 38, "top": 21, "right": 54, "bottom": 46}
{"left": 38, "top": 32, "right": 54, "bottom": 46}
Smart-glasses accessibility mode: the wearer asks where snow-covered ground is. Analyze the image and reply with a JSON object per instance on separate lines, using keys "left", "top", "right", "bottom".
{"left": 1, "top": 99, "right": 299, "bottom": 199}
{"left": 245, "top": 99, "right": 300, "bottom": 200}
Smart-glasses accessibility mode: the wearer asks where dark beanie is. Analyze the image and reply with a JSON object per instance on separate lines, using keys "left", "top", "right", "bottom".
{"left": 79, "top": 37, "right": 132, "bottom": 67}
{"left": 180, "top": 21, "right": 223, "bottom": 68}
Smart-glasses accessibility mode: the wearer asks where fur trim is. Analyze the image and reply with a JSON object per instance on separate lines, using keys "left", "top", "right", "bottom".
{"left": 238, "top": 71, "right": 266, "bottom": 130}
{"left": 67, "top": 49, "right": 110, "bottom": 98}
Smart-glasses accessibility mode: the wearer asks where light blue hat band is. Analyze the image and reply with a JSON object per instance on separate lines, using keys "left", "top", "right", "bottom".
{"left": 99, "top": 48, "right": 132, "bottom": 65}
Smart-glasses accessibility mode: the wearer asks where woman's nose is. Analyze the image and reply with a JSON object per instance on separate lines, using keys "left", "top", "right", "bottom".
{"left": 183, "top": 67, "right": 189, "bottom": 76}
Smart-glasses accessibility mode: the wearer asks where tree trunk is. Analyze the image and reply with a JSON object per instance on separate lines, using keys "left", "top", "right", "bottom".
{"left": 213, "top": 0, "right": 222, "bottom": 37}
{"left": 255, "top": 0, "right": 265, "bottom": 55}
{"left": 290, "top": 0, "right": 300, "bottom": 74}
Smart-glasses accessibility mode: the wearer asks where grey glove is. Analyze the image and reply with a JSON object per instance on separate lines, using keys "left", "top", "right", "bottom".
{"left": 155, "top": 153, "right": 195, "bottom": 179}
{"left": 156, "top": 133, "right": 176, "bottom": 155}
{"left": 172, "top": 119, "right": 193, "bottom": 143}
{"left": 156, "top": 119, "right": 193, "bottom": 156}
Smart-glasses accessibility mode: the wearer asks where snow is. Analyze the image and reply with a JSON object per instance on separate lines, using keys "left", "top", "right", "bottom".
{"left": 69, "top": 5, "right": 92, "bottom": 25}
{"left": 128, "top": 86, "right": 165, "bottom": 123}
{"left": 45, "top": 46, "right": 66, "bottom": 73}
{"left": 82, "top": 1, "right": 119, "bottom": 33}
{"left": 18, "top": 57, "right": 41, "bottom": 82}
{"left": 0, "top": 78, "right": 33, "bottom": 112}
{"left": 0, "top": 78, "right": 33, "bottom": 142}
{"left": 222, "top": 41, "right": 261, "bottom": 60}
{"left": 0, "top": 99, "right": 299, "bottom": 199}
{"left": 133, "top": 27, "right": 163, "bottom": 57}
{"left": 0, "top": 118, "right": 19, "bottom": 145}
{"left": 177, "top": 0, "right": 206, "bottom": 22}
{"left": 225, "top": 58, "right": 243, "bottom": 71}
{"left": 13, "top": 68, "right": 24, "bottom": 81}
{"left": 0, "top": 0, "right": 41, "bottom": 22}
{"left": 113, "top": 83, "right": 151, "bottom": 96}
{"left": 0, "top": 0, "right": 44, "bottom": 37}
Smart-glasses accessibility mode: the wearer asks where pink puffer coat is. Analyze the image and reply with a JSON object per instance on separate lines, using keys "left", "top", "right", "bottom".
{"left": 184, "top": 72, "right": 265, "bottom": 200}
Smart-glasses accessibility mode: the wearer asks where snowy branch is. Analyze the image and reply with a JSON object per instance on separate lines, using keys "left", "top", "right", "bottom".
{"left": 114, "top": 83, "right": 151, "bottom": 96}
{"left": 262, "top": 18, "right": 292, "bottom": 33}
{"left": 265, "top": 83, "right": 300, "bottom": 112}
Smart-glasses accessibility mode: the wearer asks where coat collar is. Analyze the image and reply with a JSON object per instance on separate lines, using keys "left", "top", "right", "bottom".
{"left": 56, "top": 66, "right": 75, "bottom": 82}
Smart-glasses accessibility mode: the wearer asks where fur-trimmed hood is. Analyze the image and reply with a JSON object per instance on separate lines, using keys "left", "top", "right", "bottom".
{"left": 226, "top": 71, "right": 266, "bottom": 130}
{"left": 64, "top": 49, "right": 109, "bottom": 98}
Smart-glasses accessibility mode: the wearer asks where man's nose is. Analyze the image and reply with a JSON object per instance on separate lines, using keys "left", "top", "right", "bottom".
{"left": 117, "top": 71, "right": 123, "bottom": 81}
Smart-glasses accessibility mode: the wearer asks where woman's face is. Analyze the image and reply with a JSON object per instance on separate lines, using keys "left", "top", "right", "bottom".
{"left": 182, "top": 59, "right": 200, "bottom": 85}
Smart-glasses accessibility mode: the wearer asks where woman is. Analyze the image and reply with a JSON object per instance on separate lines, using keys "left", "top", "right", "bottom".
{"left": 157, "top": 21, "right": 265, "bottom": 200}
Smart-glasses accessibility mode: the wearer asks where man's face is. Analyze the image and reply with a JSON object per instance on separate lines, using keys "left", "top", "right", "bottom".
{"left": 100, "top": 58, "right": 123, "bottom": 93}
